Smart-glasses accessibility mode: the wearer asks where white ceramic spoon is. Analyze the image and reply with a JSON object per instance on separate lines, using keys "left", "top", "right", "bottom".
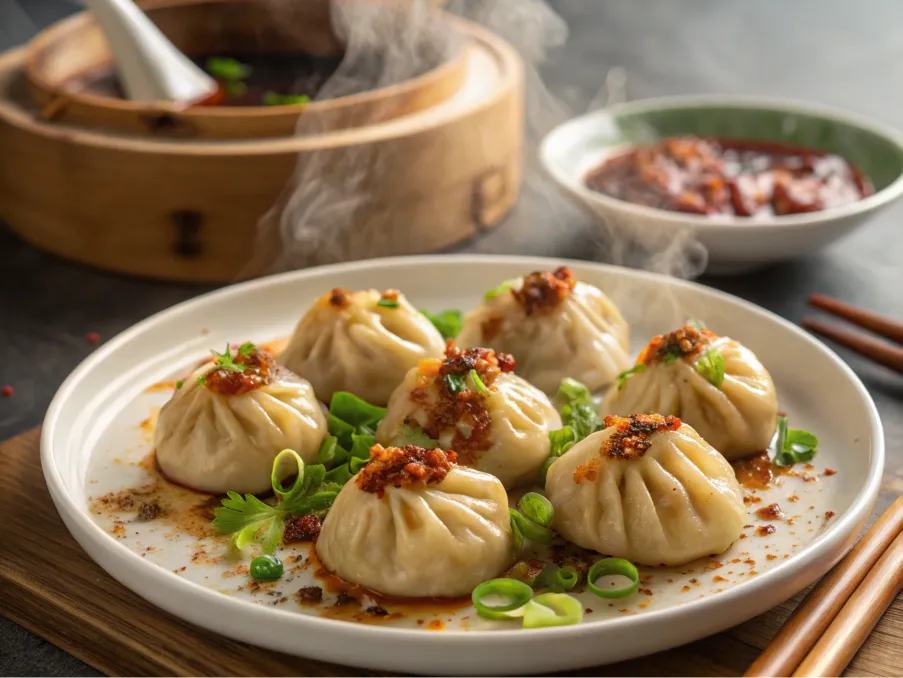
{"left": 84, "top": 0, "right": 218, "bottom": 103}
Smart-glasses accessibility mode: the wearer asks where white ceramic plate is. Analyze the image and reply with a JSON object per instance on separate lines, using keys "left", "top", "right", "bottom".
{"left": 42, "top": 255, "right": 883, "bottom": 675}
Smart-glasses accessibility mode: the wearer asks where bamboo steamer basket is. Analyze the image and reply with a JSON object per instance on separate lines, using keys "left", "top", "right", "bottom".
{"left": 0, "top": 0, "right": 523, "bottom": 282}
{"left": 24, "top": 0, "right": 471, "bottom": 140}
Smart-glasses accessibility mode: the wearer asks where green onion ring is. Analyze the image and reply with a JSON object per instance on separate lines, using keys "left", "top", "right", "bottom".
{"left": 522, "top": 593, "right": 584, "bottom": 628}
{"left": 472, "top": 578, "right": 534, "bottom": 620}
{"left": 270, "top": 449, "right": 304, "bottom": 502}
{"left": 519, "top": 492, "right": 554, "bottom": 527}
{"left": 532, "top": 564, "right": 579, "bottom": 592}
{"left": 510, "top": 509, "right": 555, "bottom": 544}
{"left": 587, "top": 558, "right": 640, "bottom": 599}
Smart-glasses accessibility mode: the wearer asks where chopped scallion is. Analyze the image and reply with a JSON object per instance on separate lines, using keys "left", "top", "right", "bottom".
{"left": 532, "top": 564, "right": 578, "bottom": 593}
{"left": 471, "top": 578, "right": 533, "bottom": 620}
{"left": 469, "top": 369, "right": 489, "bottom": 394}
{"left": 175, "top": 380, "right": 183, "bottom": 390}
{"left": 205, "top": 57, "right": 251, "bottom": 81}
{"left": 522, "top": 593, "right": 583, "bottom": 628}
{"left": 262, "top": 91, "right": 311, "bottom": 106}
{"left": 420, "top": 309, "right": 462, "bottom": 340}
{"left": 695, "top": 347, "right": 725, "bottom": 387}
{"left": 444, "top": 373, "right": 466, "bottom": 395}
{"left": 377, "top": 298, "right": 399, "bottom": 309}
{"left": 518, "top": 492, "right": 553, "bottom": 527}
{"left": 510, "top": 508, "right": 555, "bottom": 545}
{"left": 586, "top": 558, "right": 639, "bottom": 599}
{"left": 484, "top": 282, "right": 514, "bottom": 302}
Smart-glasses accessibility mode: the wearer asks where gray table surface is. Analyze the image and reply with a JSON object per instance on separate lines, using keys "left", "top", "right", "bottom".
{"left": 3, "top": 0, "right": 903, "bottom": 675}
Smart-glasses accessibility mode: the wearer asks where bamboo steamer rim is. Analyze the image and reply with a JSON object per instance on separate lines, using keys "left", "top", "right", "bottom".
{"left": 4, "top": 16, "right": 521, "bottom": 156}
{"left": 24, "top": 0, "right": 468, "bottom": 132}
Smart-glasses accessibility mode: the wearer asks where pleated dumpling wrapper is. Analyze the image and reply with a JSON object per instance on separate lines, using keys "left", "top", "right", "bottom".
{"left": 317, "top": 444, "right": 513, "bottom": 597}
{"left": 376, "top": 342, "right": 562, "bottom": 489}
{"left": 155, "top": 343, "right": 327, "bottom": 494}
{"left": 602, "top": 325, "right": 778, "bottom": 460}
{"left": 456, "top": 266, "right": 631, "bottom": 394}
{"left": 280, "top": 288, "right": 446, "bottom": 406}
{"left": 545, "top": 414, "right": 746, "bottom": 566}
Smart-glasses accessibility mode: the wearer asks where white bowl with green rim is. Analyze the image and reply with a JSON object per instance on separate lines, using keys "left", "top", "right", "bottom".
{"left": 540, "top": 95, "right": 903, "bottom": 274}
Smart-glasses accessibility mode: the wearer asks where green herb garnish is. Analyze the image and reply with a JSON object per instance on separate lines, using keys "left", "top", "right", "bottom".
{"left": 541, "top": 378, "right": 603, "bottom": 482}
{"left": 212, "top": 449, "right": 339, "bottom": 553}
{"left": 695, "top": 347, "right": 725, "bottom": 387}
{"left": 224, "top": 80, "right": 247, "bottom": 97}
{"left": 250, "top": 554, "right": 283, "bottom": 581}
{"left": 175, "top": 380, "right": 183, "bottom": 390}
{"left": 444, "top": 373, "right": 466, "bottom": 395}
{"left": 262, "top": 91, "right": 311, "bottom": 106}
{"left": 421, "top": 309, "right": 462, "bottom": 340}
{"left": 397, "top": 424, "right": 439, "bottom": 448}
{"left": 377, "top": 298, "right": 400, "bottom": 309}
{"left": 687, "top": 318, "right": 706, "bottom": 330}
{"left": 484, "top": 282, "right": 514, "bottom": 302}
{"left": 616, "top": 363, "right": 646, "bottom": 390}
{"left": 211, "top": 342, "right": 255, "bottom": 373}
{"left": 197, "top": 375, "right": 207, "bottom": 385}
{"left": 532, "top": 564, "right": 578, "bottom": 593}
{"left": 315, "top": 392, "right": 388, "bottom": 480}
{"left": 772, "top": 416, "right": 819, "bottom": 467}
{"left": 206, "top": 57, "right": 252, "bottom": 81}
{"left": 469, "top": 369, "right": 489, "bottom": 394}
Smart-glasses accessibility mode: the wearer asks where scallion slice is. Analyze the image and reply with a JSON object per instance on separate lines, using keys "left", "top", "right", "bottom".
{"left": 270, "top": 449, "right": 305, "bottom": 504}
{"left": 510, "top": 509, "right": 555, "bottom": 545}
{"left": 538, "top": 456, "right": 557, "bottom": 484}
{"left": 532, "top": 564, "right": 578, "bottom": 592}
{"left": 522, "top": 593, "right": 583, "bottom": 628}
{"left": 586, "top": 558, "right": 640, "bottom": 599}
{"left": 616, "top": 363, "right": 646, "bottom": 390}
{"left": 377, "top": 298, "right": 399, "bottom": 309}
{"left": 518, "top": 492, "right": 553, "bottom": 527}
{"left": 469, "top": 369, "right": 489, "bottom": 394}
{"left": 471, "top": 578, "right": 533, "bottom": 620}
{"left": 484, "top": 282, "right": 514, "bottom": 302}
{"left": 444, "top": 373, "right": 466, "bottom": 395}
{"left": 695, "top": 347, "right": 725, "bottom": 387}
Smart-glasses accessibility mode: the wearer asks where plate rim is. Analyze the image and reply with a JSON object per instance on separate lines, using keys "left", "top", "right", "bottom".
{"left": 539, "top": 93, "right": 903, "bottom": 231}
{"left": 40, "top": 254, "right": 885, "bottom": 647}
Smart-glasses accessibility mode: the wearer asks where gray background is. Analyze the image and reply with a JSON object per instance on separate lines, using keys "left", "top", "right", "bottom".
{"left": 2, "top": 0, "right": 903, "bottom": 675}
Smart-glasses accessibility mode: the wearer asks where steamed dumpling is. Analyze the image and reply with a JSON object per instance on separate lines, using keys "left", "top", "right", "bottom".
{"left": 456, "top": 266, "right": 631, "bottom": 394}
{"left": 376, "top": 342, "right": 562, "bottom": 488}
{"left": 602, "top": 325, "right": 778, "bottom": 459}
{"left": 280, "top": 288, "right": 445, "bottom": 405}
{"left": 545, "top": 414, "right": 745, "bottom": 566}
{"left": 317, "top": 444, "right": 513, "bottom": 597}
{"left": 154, "top": 344, "right": 327, "bottom": 494}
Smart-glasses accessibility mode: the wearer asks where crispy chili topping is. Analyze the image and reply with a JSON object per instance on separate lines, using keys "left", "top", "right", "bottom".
{"left": 327, "top": 288, "right": 351, "bottom": 309}
{"left": 380, "top": 289, "right": 400, "bottom": 303}
{"left": 574, "top": 414, "right": 682, "bottom": 483}
{"left": 283, "top": 515, "right": 322, "bottom": 544}
{"left": 204, "top": 346, "right": 275, "bottom": 397}
{"left": 512, "top": 266, "right": 576, "bottom": 315}
{"left": 637, "top": 325, "right": 717, "bottom": 365}
{"left": 137, "top": 502, "right": 162, "bottom": 521}
{"left": 410, "top": 342, "right": 515, "bottom": 461}
{"left": 356, "top": 445, "right": 457, "bottom": 497}
{"left": 296, "top": 586, "right": 323, "bottom": 604}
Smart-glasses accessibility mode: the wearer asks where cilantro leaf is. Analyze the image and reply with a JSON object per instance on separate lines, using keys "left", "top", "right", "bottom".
{"left": 444, "top": 373, "right": 466, "bottom": 395}
{"left": 210, "top": 343, "right": 251, "bottom": 373}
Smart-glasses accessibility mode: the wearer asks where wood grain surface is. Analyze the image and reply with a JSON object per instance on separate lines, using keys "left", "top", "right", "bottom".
{"left": 1, "top": 427, "right": 901, "bottom": 677}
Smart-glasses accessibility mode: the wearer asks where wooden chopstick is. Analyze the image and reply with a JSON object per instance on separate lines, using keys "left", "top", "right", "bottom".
{"left": 792, "top": 528, "right": 903, "bottom": 676}
{"left": 744, "top": 497, "right": 903, "bottom": 677}
{"left": 808, "top": 294, "right": 903, "bottom": 346}
{"left": 801, "top": 317, "right": 903, "bottom": 375}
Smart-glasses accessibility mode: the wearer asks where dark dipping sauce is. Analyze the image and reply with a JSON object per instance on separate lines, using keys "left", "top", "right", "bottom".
{"left": 70, "top": 52, "right": 343, "bottom": 107}
{"left": 584, "top": 136, "right": 873, "bottom": 217}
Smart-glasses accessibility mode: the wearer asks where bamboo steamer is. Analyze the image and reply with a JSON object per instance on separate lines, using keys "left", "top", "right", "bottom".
{"left": 24, "top": 0, "right": 470, "bottom": 140}
{"left": 0, "top": 1, "right": 523, "bottom": 282}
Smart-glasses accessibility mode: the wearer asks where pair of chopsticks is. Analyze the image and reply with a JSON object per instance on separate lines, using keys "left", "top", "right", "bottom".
{"left": 802, "top": 293, "right": 903, "bottom": 375}
{"left": 746, "top": 295, "right": 903, "bottom": 676}
{"left": 745, "top": 498, "right": 903, "bottom": 676}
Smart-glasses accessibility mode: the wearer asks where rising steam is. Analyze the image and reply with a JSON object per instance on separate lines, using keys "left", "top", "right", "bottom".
{"left": 250, "top": 0, "right": 706, "bottom": 280}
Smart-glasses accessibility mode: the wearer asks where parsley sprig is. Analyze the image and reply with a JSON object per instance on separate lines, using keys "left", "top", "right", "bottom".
{"left": 211, "top": 342, "right": 255, "bottom": 373}
{"left": 771, "top": 415, "right": 819, "bottom": 467}
{"left": 212, "top": 449, "right": 339, "bottom": 553}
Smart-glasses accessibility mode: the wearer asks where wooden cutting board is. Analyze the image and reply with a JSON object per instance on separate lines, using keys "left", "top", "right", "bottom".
{"left": 1, "top": 427, "right": 901, "bottom": 677}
